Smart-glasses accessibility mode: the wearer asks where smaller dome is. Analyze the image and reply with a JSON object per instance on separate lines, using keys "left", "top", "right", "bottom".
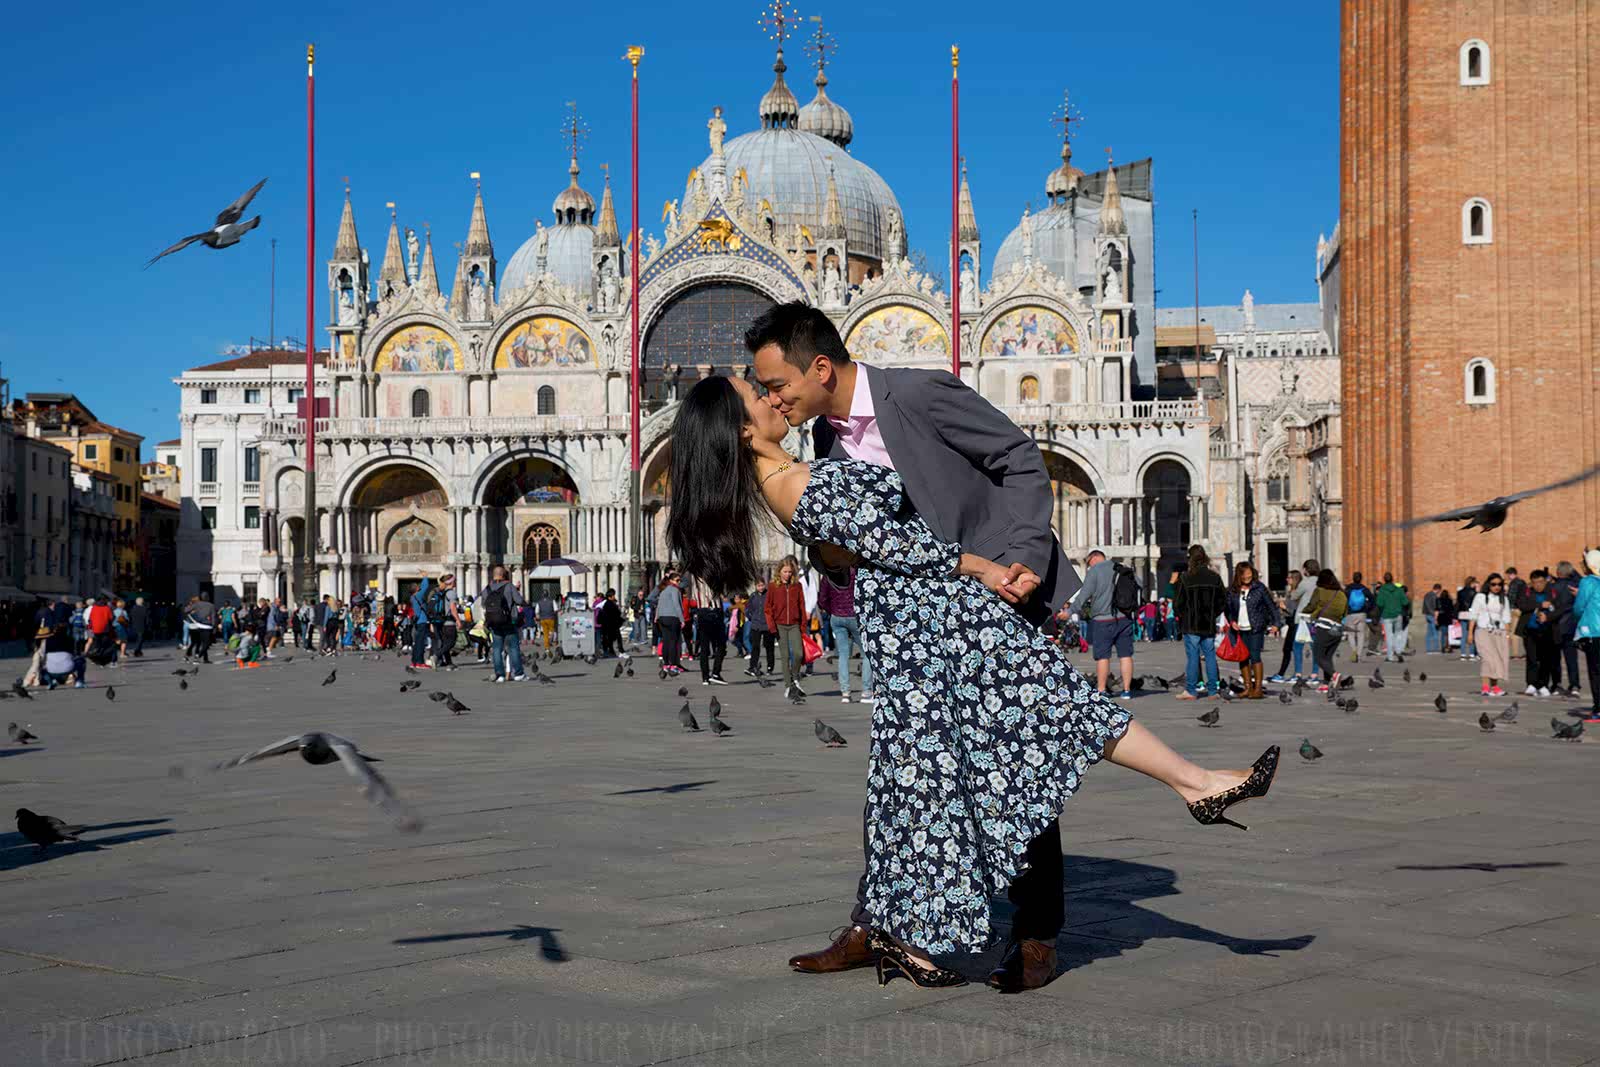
{"left": 1045, "top": 144, "right": 1084, "bottom": 202}
{"left": 799, "top": 73, "right": 853, "bottom": 147}
{"left": 552, "top": 157, "right": 595, "bottom": 225}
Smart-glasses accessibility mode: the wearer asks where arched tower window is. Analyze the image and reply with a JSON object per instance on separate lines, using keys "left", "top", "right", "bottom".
{"left": 1465, "top": 358, "right": 1496, "bottom": 405}
{"left": 537, "top": 385, "right": 556, "bottom": 415}
{"left": 410, "top": 388, "right": 430, "bottom": 418}
{"left": 1463, "top": 198, "right": 1492, "bottom": 244}
{"left": 1459, "top": 40, "right": 1490, "bottom": 85}
{"left": 523, "top": 522, "right": 562, "bottom": 569}
{"left": 1018, "top": 374, "right": 1040, "bottom": 403}
{"left": 1265, "top": 453, "right": 1290, "bottom": 503}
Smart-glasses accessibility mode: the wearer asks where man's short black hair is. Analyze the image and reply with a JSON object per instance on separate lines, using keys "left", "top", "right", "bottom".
{"left": 744, "top": 301, "right": 851, "bottom": 373}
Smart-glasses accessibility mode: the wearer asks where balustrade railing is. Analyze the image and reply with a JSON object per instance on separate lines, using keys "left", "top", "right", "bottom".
{"left": 260, "top": 414, "right": 629, "bottom": 441}
{"left": 1001, "top": 399, "right": 1207, "bottom": 426}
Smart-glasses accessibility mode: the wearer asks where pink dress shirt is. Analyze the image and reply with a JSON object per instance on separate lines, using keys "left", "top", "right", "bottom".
{"left": 825, "top": 364, "right": 896, "bottom": 471}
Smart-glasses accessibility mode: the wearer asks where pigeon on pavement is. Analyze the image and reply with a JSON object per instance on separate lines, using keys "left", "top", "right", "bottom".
{"left": 15, "top": 808, "right": 84, "bottom": 851}
{"left": 146, "top": 178, "right": 268, "bottom": 267}
{"left": 213, "top": 732, "right": 422, "bottom": 830}
{"left": 400, "top": 680, "right": 421, "bottom": 692}
{"left": 1479, "top": 712, "right": 1496, "bottom": 731}
{"left": 428, "top": 691, "right": 450, "bottom": 702}
{"left": 679, "top": 703, "right": 700, "bottom": 732}
{"left": 1551, "top": 717, "right": 1585, "bottom": 741}
{"left": 405, "top": 665, "right": 419, "bottom": 675}
{"left": 444, "top": 696, "right": 470, "bottom": 715}
{"left": 322, "top": 670, "right": 337, "bottom": 686}
{"left": 1338, "top": 675, "right": 1355, "bottom": 690}
{"left": 1419, "top": 672, "right": 1428, "bottom": 683}
{"left": 1278, "top": 691, "right": 1293, "bottom": 705}
{"left": 614, "top": 662, "right": 625, "bottom": 679}
{"left": 1403, "top": 669, "right": 1412, "bottom": 684}
{"left": 1434, "top": 694, "right": 1448, "bottom": 714}
{"left": 709, "top": 716, "right": 732, "bottom": 737}
{"left": 179, "top": 679, "right": 188, "bottom": 691}
{"left": 1299, "top": 739, "right": 1324, "bottom": 761}
{"left": 1369, "top": 671, "right": 1385, "bottom": 689}
{"left": 536, "top": 670, "right": 556, "bottom": 685}
{"left": 709, "top": 696, "right": 722, "bottom": 718}
{"left": 9, "top": 722, "right": 38, "bottom": 743}
{"left": 1391, "top": 464, "right": 1600, "bottom": 532}
{"left": 814, "top": 719, "right": 848, "bottom": 747}
{"left": 11, "top": 680, "right": 32, "bottom": 701}
{"left": 106, "top": 687, "right": 115, "bottom": 702}
{"left": 677, "top": 686, "right": 689, "bottom": 697}
{"left": 171, "top": 669, "right": 190, "bottom": 676}
{"left": 1196, "top": 708, "right": 1220, "bottom": 727}
{"left": 1292, "top": 678, "right": 1306, "bottom": 698}
{"left": 1343, "top": 698, "right": 1359, "bottom": 714}
{"left": 1498, "top": 702, "right": 1520, "bottom": 723}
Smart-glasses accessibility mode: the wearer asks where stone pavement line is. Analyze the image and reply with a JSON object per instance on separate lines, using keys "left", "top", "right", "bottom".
{"left": 0, "top": 948, "right": 205, "bottom": 984}
{"left": 1, "top": 640, "right": 1596, "bottom": 1066}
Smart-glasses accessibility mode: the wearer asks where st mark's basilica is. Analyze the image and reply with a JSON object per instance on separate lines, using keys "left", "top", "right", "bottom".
{"left": 177, "top": 23, "right": 1215, "bottom": 607}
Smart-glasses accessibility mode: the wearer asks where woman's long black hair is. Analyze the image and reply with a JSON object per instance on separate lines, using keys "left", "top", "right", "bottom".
{"left": 664, "top": 376, "right": 767, "bottom": 595}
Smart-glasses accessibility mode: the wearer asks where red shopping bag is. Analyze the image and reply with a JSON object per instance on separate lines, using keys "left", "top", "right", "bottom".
{"left": 1217, "top": 624, "right": 1250, "bottom": 663}
{"left": 801, "top": 633, "right": 824, "bottom": 665}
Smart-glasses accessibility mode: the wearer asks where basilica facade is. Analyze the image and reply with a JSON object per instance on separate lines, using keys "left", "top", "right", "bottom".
{"left": 178, "top": 38, "right": 1214, "bottom": 607}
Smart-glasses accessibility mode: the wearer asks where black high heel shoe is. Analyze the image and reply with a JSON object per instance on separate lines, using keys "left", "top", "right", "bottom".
{"left": 867, "top": 931, "right": 967, "bottom": 988}
{"left": 1188, "top": 745, "right": 1280, "bottom": 830}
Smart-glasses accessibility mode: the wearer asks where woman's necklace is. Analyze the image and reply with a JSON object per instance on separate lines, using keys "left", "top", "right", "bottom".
{"left": 759, "top": 456, "right": 795, "bottom": 486}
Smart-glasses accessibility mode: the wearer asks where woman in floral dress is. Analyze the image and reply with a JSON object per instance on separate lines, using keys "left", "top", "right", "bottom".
{"left": 667, "top": 377, "right": 1278, "bottom": 983}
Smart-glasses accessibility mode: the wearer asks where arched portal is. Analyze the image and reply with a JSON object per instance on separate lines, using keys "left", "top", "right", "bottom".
{"left": 641, "top": 283, "right": 775, "bottom": 410}
{"left": 479, "top": 457, "right": 581, "bottom": 587}
{"left": 1142, "top": 459, "right": 1192, "bottom": 580}
{"left": 640, "top": 439, "right": 673, "bottom": 569}
{"left": 347, "top": 464, "right": 450, "bottom": 596}
{"left": 1041, "top": 450, "right": 1097, "bottom": 552}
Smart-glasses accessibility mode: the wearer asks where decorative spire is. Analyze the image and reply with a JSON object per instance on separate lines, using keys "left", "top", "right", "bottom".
{"left": 415, "top": 224, "right": 440, "bottom": 297}
{"left": 1046, "top": 90, "right": 1084, "bottom": 203}
{"left": 819, "top": 161, "right": 846, "bottom": 239}
{"left": 798, "top": 15, "right": 853, "bottom": 147}
{"left": 1099, "top": 148, "right": 1127, "bottom": 235}
{"left": 333, "top": 179, "right": 360, "bottom": 259}
{"left": 464, "top": 171, "right": 493, "bottom": 257}
{"left": 449, "top": 240, "right": 467, "bottom": 311}
{"left": 553, "top": 103, "right": 596, "bottom": 224}
{"left": 378, "top": 202, "right": 408, "bottom": 294}
{"left": 757, "top": 0, "right": 801, "bottom": 129}
{"left": 958, "top": 160, "right": 979, "bottom": 243}
{"left": 595, "top": 163, "right": 621, "bottom": 247}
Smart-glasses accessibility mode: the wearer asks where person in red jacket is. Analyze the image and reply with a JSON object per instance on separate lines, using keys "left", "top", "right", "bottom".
{"left": 765, "top": 555, "right": 809, "bottom": 694}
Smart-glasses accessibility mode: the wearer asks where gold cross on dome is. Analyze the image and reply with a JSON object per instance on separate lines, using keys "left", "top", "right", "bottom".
{"left": 806, "top": 16, "right": 837, "bottom": 74}
{"left": 1050, "top": 91, "right": 1083, "bottom": 144}
{"left": 759, "top": 0, "right": 799, "bottom": 49}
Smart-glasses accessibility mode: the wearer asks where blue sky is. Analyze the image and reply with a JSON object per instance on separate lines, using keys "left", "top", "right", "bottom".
{"left": 2, "top": 0, "right": 1336, "bottom": 453}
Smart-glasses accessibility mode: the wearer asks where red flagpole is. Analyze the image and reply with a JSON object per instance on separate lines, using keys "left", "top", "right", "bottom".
{"left": 628, "top": 46, "right": 643, "bottom": 474}
{"left": 302, "top": 43, "right": 317, "bottom": 608}
{"left": 950, "top": 45, "right": 961, "bottom": 379}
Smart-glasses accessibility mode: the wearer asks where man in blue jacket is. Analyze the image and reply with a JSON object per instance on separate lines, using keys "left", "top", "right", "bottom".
{"left": 409, "top": 578, "right": 433, "bottom": 668}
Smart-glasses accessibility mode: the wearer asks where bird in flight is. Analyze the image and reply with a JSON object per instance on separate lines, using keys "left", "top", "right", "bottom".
{"left": 146, "top": 178, "right": 268, "bottom": 267}
{"left": 1391, "top": 463, "right": 1600, "bottom": 532}
{"left": 213, "top": 732, "right": 422, "bottom": 831}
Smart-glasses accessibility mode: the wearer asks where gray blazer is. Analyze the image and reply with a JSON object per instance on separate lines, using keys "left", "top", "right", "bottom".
{"left": 811, "top": 363, "right": 1080, "bottom": 621}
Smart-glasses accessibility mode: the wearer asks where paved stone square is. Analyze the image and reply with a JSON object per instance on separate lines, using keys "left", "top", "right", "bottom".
{"left": 0, "top": 639, "right": 1596, "bottom": 1066}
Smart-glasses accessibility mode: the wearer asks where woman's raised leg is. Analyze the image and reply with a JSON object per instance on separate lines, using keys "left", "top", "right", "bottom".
{"left": 1101, "top": 720, "right": 1251, "bottom": 806}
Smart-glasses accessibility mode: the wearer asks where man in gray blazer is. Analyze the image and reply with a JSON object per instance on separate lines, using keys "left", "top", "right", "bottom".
{"left": 747, "top": 301, "right": 1080, "bottom": 992}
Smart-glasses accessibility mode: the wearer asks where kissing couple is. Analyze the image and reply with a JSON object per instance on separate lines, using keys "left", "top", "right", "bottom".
{"left": 667, "top": 302, "right": 1278, "bottom": 991}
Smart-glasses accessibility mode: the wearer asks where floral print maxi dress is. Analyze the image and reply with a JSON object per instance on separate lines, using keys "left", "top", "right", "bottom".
{"left": 790, "top": 459, "right": 1132, "bottom": 954}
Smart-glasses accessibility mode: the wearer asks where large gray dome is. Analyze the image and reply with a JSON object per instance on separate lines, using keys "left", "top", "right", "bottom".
{"left": 992, "top": 202, "right": 1098, "bottom": 290}
{"left": 705, "top": 128, "right": 899, "bottom": 262}
{"left": 500, "top": 223, "right": 594, "bottom": 301}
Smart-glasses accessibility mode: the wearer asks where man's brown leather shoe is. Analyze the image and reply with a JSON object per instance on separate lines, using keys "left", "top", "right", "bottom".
{"left": 985, "top": 939, "right": 1057, "bottom": 992}
{"left": 788, "top": 925, "right": 879, "bottom": 973}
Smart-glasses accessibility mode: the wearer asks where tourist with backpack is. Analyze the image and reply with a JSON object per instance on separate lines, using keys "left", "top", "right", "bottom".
{"left": 1067, "top": 549, "right": 1141, "bottom": 699}
{"left": 1342, "top": 571, "right": 1374, "bottom": 663}
{"left": 1173, "top": 545, "right": 1227, "bottom": 700}
{"left": 481, "top": 566, "right": 528, "bottom": 682}
{"left": 408, "top": 579, "right": 434, "bottom": 668}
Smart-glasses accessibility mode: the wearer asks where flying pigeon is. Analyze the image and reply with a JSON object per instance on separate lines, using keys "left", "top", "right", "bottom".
{"left": 11, "top": 680, "right": 32, "bottom": 701}
{"left": 145, "top": 178, "right": 268, "bottom": 267}
{"left": 444, "top": 696, "right": 470, "bottom": 715}
{"left": 709, "top": 716, "right": 732, "bottom": 737}
{"left": 106, "top": 687, "right": 115, "bottom": 702}
{"left": 15, "top": 808, "right": 84, "bottom": 851}
{"left": 1393, "top": 463, "right": 1600, "bottom": 532}
{"left": 814, "top": 719, "right": 848, "bottom": 747}
{"left": 1478, "top": 712, "right": 1496, "bottom": 732}
{"left": 213, "top": 732, "right": 421, "bottom": 830}
{"left": 399, "top": 680, "right": 421, "bottom": 692}
{"left": 1498, "top": 702, "right": 1520, "bottom": 723}
{"left": 9, "top": 722, "right": 38, "bottom": 743}
{"left": 1196, "top": 707, "right": 1220, "bottom": 727}
{"left": 1344, "top": 698, "right": 1359, "bottom": 714}
{"left": 1299, "top": 739, "right": 1324, "bottom": 761}
{"left": 322, "top": 670, "right": 337, "bottom": 686}
{"left": 679, "top": 702, "right": 700, "bottom": 732}
{"left": 1434, "top": 694, "right": 1448, "bottom": 714}
{"left": 1551, "top": 717, "right": 1584, "bottom": 741}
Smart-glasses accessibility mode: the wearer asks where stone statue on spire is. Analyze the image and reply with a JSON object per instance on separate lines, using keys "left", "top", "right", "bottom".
{"left": 708, "top": 105, "right": 727, "bottom": 158}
